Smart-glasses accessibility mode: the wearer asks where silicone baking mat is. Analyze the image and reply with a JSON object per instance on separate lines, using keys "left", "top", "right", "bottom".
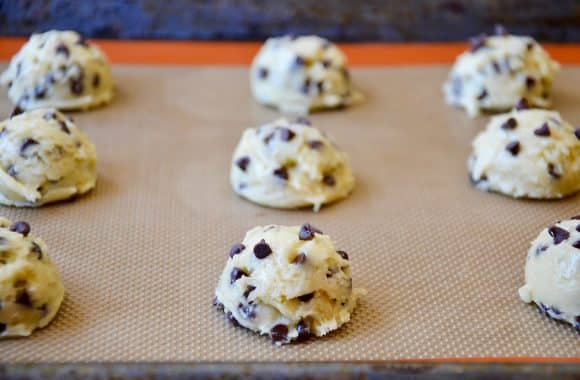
{"left": 0, "top": 64, "right": 578, "bottom": 361}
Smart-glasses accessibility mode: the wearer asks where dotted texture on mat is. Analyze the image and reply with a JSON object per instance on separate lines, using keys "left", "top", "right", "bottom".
{"left": 0, "top": 65, "right": 578, "bottom": 361}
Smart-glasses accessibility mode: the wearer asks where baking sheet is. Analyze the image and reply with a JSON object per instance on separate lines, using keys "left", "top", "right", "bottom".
{"left": 0, "top": 64, "right": 579, "bottom": 361}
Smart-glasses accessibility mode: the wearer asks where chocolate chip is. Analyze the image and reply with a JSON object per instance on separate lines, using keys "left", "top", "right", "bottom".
{"left": 270, "top": 324, "right": 289, "bottom": 343}
{"left": 322, "top": 59, "right": 331, "bottom": 68}
{"left": 299, "top": 223, "right": 322, "bottom": 241}
{"left": 70, "top": 77, "right": 84, "bottom": 95}
{"left": 572, "top": 216, "right": 580, "bottom": 220}
{"left": 6, "top": 165, "right": 17, "bottom": 177}
{"left": 34, "top": 85, "right": 46, "bottom": 99}
{"left": 295, "top": 116, "right": 311, "bottom": 126}
{"left": 10, "top": 106, "right": 23, "bottom": 118}
{"left": 292, "top": 253, "right": 306, "bottom": 264}
{"left": 295, "top": 56, "right": 305, "bottom": 66}
{"left": 238, "top": 303, "right": 257, "bottom": 319}
{"left": 0, "top": 323, "right": 5, "bottom": 334}
{"left": 230, "top": 267, "right": 247, "bottom": 284}
{"left": 279, "top": 128, "right": 295, "bottom": 142}
{"left": 308, "top": 140, "right": 324, "bottom": 150}
{"left": 297, "top": 292, "right": 314, "bottom": 302}
{"left": 55, "top": 43, "right": 70, "bottom": 57}
{"left": 526, "top": 42, "right": 535, "bottom": 51}
{"left": 533, "top": 123, "right": 550, "bottom": 137}
{"left": 337, "top": 250, "right": 349, "bottom": 260}
{"left": 317, "top": 81, "right": 324, "bottom": 93}
{"left": 526, "top": 76, "right": 536, "bottom": 89}
{"left": 92, "top": 73, "right": 100, "bottom": 88}
{"left": 226, "top": 311, "right": 240, "bottom": 327}
{"left": 547, "top": 163, "right": 561, "bottom": 179}
{"left": 322, "top": 174, "right": 335, "bottom": 186}
{"left": 254, "top": 239, "right": 272, "bottom": 259}
{"left": 477, "top": 89, "right": 488, "bottom": 100}
{"left": 574, "top": 128, "right": 580, "bottom": 140}
{"left": 548, "top": 226, "right": 569, "bottom": 245}
{"left": 535, "top": 244, "right": 548, "bottom": 256}
{"left": 20, "top": 138, "right": 39, "bottom": 156}
{"left": 296, "top": 319, "right": 311, "bottom": 341}
{"left": 494, "top": 24, "right": 508, "bottom": 36}
{"left": 572, "top": 241, "right": 580, "bottom": 249}
{"left": 229, "top": 243, "right": 245, "bottom": 258}
{"left": 501, "top": 117, "right": 517, "bottom": 130}
{"left": 31, "top": 242, "right": 42, "bottom": 260}
{"left": 491, "top": 60, "right": 501, "bottom": 74}
{"left": 273, "top": 167, "right": 289, "bottom": 181}
{"left": 236, "top": 156, "right": 250, "bottom": 172}
{"left": 469, "top": 35, "right": 487, "bottom": 53}
{"left": 263, "top": 132, "right": 274, "bottom": 145}
{"left": 10, "top": 221, "right": 30, "bottom": 237}
{"left": 59, "top": 120, "right": 71, "bottom": 134}
{"left": 15, "top": 290, "right": 32, "bottom": 307}
{"left": 301, "top": 78, "right": 311, "bottom": 94}
{"left": 243, "top": 285, "right": 256, "bottom": 298}
{"left": 505, "top": 141, "right": 520, "bottom": 156}
{"left": 516, "top": 98, "right": 530, "bottom": 111}
{"left": 258, "top": 67, "right": 269, "bottom": 79}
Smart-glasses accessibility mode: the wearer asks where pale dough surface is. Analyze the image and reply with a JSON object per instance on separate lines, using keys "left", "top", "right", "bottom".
{"left": 468, "top": 108, "right": 580, "bottom": 199}
{"left": 0, "top": 217, "right": 64, "bottom": 338}
{"left": 0, "top": 108, "right": 97, "bottom": 207}
{"left": 214, "top": 224, "right": 366, "bottom": 345}
{"left": 230, "top": 117, "right": 355, "bottom": 211}
{"left": 519, "top": 218, "right": 580, "bottom": 331}
{"left": 443, "top": 33, "right": 559, "bottom": 117}
{"left": 0, "top": 30, "right": 114, "bottom": 111}
{"left": 250, "top": 35, "right": 361, "bottom": 115}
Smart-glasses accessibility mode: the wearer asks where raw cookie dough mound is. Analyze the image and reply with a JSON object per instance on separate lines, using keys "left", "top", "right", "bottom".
{"left": 518, "top": 217, "right": 580, "bottom": 332}
{"left": 214, "top": 223, "right": 366, "bottom": 345}
{"left": 0, "top": 108, "right": 97, "bottom": 207}
{"left": 230, "top": 117, "right": 355, "bottom": 211}
{"left": 0, "top": 218, "right": 64, "bottom": 338}
{"left": 443, "top": 26, "right": 559, "bottom": 117}
{"left": 0, "top": 30, "right": 114, "bottom": 111}
{"left": 468, "top": 105, "right": 580, "bottom": 199}
{"left": 250, "top": 35, "right": 361, "bottom": 115}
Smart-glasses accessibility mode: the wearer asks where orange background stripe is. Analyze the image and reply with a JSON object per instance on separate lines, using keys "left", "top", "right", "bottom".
{"left": 2, "top": 37, "right": 580, "bottom": 65}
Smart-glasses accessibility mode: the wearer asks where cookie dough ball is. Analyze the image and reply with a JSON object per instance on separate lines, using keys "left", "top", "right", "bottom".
{"left": 0, "top": 30, "right": 114, "bottom": 111}
{"left": 0, "top": 108, "right": 97, "bottom": 207}
{"left": 443, "top": 26, "right": 559, "bottom": 117}
{"left": 0, "top": 218, "right": 64, "bottom": 338}
{"left": 230, "top": 117, "right": 355, "bottom": 211}
{"left": 518, "top": 217, "right": 580, "bottom": 332}
{"left": 468, "top": 105, "right": 580, "bottom": 199}
{"left": 214, "top": 223, "right": 366, "bottom": 345}
{"left": 250, "top": 35, "right": 361, "bottom": 115}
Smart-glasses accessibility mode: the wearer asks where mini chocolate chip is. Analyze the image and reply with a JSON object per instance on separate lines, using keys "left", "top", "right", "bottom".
{"left": 535, "top": 244, "right": 548, "bottom": 256}
{"left": 15, "top": 290, "right": 32, "bottom": 307}
{"left": 501, "top": 117, "right": 517, "bottom": 130}
{"left": 572, "top": 241, "right": 580, "bottom": 249}
{"left": 297, "top": 292, "right": 314, "bottom": 302}
{"left": 258, "top": 67, "right": 269, "bottom": 79}
{"left": 59, "top": 120, "right": 70, "bottom": 134}
{"left": 70, "top": 77, "right": 84, "bottom": 95}
{"left": 571, "top": 215, "right": 580, "bottom": 220}
{"left": 525, "top": 76, "right": 536, "bottom": 89}
{"left": 322, "top": 174, "right": 335, "bottom": 186}
{"left": 295, "top": 116, "right": 311, "bottom": 125}
{"left": 236, "top": 156, "right": 250, "bottom": 172}
{"left": 92, "top": 73, "right": 100, "bottom": 88}
{"left": 337, "top": 250, "right": 349, "bottom": 260}
{"left": 254, "top": 239, "right": 272, "bottom": 259}
{"left": 322, "top": 59, "right": 331, "bottom": 68}
{"left": 301, "top": 78, "right": 311, "bottom": 94}
{"left": 526, "top": 42, "right": 535, "bottom": 51}
{"left": 477, "top": 89, "right": 488, "bottom": 100}
{"left": 308, "top": 140, "right": 324, "bottom": 150}
{"left": 243, "top": 285, "right": 256, "bottom": 298}
{"left": 548, "top": 226, "right": 569, "bottom": 245}
{"left": 491, "top": 60, "right": 501, "bottom": 74}
{"left": 574, "top": 128, "right": 580, "bottom": 140}
{"left": 534, "top": 123, "right": 550, "bottom": 137}
{"left": 230, "top": 267, "right": 247, "bottom": 284}
{"left": 469, "top": 35, "right": 487, "bottom": 52}
{"left": 55, "top": 43, "right": 70, "bottom": 57}
{"left": 273, "top": 167, "right": 289, "bottom": 180}
{"left": 10, "top": 221, "right": 30, "bottom": 237}
{"left": 494, "top": 24, "right": 508, "bottom": 36}
{"left": 292, "top": 253, "right": 306, "bottom": 264}
{"left": 299, "top": 223, "right": 322, "bottom": 241}
{"left": 31, "top": 242, "right": 42, "bottom": 260}
{"left": 34, "top": 85, "right": 46, "bottom": 99}
{"left": 279, "top": 128, "right": 295, "bottom": 142}
{"left": 238, "top": 303, "right": 257, "bottom": 319}
{"left": 505, "top": 141, "right": 520, "bottom": 156}
{"left": 6, "top": 165, "right": 17, "bottom": 177}
{"left": 20, "top": 138, "right": 39, "bottom": 156}
{"left": 226, "top": 311, "right": 240, "bottom": 327}
{"left": 76, "top": 35, "right": 89, "bottom": 47}
{"left": 0, "top": 323, "right": 5, "bottom": 334}
{"left": 547, "top": 163, "right": 561, "bottom": 179}
{"left": 296, "top": 319, "right": 311, "bottom": 341}
{"left": 10, "top": 106, "right": 23, "bottom": 118}
{"left": 229, "top": 243, "right": 245, "bottom": 258}
{"left": 295, "top": 56, "right": 305, "bottom": 66}
{"left": 263, "top": 132, "right": 275, "bottom": 145}
{"left": 270, "top": 324, "right": 289, "bottom": 343}
{"left": 516, "top": 98, "right": 530, "bottom": 111}
{"left": 317, "top": 81, "right": 324, "bottom": 93}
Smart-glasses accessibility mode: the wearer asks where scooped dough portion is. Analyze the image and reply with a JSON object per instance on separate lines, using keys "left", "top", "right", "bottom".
{"left": 214, "top": 223, "right": 366, "bottom": 345}
{"left": 0, "top": 108, "right": 97, "bottom": 207}
{"left": 0, "top": 30, "right": 114, "bottom": 111}
{"left": 519, "top": 217, "right": 580, "bottom": 332}
{"left": 443, "top": 27, "right": 559, "bottom": 117}
{"left": 468, "top": 106, "right": 580, "bottom": 199}
{"left": 0, "top": 218, "right": 64, "bottom": 338}
{"left": 250, "top": 35, "right": 362, "bottom": 115}
{"left": 230, "top": 117, "right": 355, "bottom": 211}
